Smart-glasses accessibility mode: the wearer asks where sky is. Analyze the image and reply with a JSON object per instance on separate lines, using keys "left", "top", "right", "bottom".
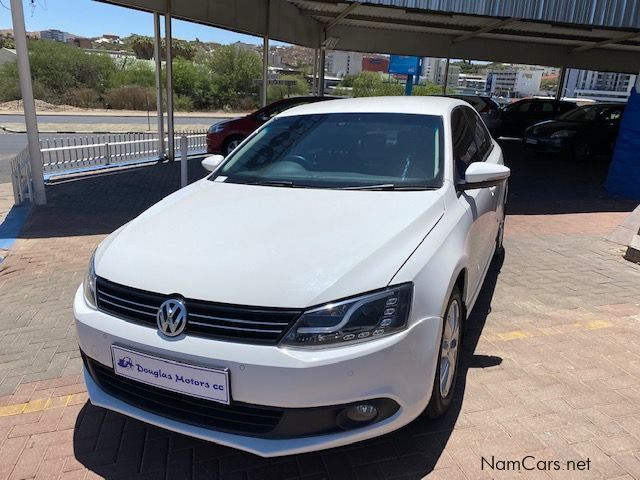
{"left": 0, "top": 0, "right": 269, "bottom": 44}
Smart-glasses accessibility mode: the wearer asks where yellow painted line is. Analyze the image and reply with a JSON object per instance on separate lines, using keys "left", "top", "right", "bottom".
{"left": 494, "top": 319, "right": 613, "bottom": 341}
{"left": 0, "top": 394, "right": 73, "bottom": 417}
{"left": 497, "top": 330, "right": 533, "bottom": 341}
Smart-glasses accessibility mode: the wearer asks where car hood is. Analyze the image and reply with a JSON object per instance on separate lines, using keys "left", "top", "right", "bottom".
{"left": 527, "top": 120, "right": 580, "bottom": 136}
{"left": 96, "top": 180, "right": 445, "bottom": 308}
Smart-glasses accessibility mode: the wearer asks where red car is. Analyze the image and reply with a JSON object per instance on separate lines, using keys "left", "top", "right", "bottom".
{"left": 207, "top": 96, "right": 339, "bottom": 156}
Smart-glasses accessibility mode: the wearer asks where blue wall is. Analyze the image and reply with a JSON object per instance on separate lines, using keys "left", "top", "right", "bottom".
{"left": 606, "top": 86, "right": 640, "bottom": 199}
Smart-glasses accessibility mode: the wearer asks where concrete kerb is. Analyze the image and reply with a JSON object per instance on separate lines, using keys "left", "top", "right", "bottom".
{"left": 608, "top": 204, "right": 640, "bottom": 264}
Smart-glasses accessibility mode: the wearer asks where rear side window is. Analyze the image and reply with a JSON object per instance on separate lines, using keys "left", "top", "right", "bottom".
{"left": 541, "top": 102, "right": 555, "bottom": 112}
{"left": 452, "top": 108, "right": 478, "bottom": 179}
{"left": 465, "top": 108, "right": 493, "bottom": 160}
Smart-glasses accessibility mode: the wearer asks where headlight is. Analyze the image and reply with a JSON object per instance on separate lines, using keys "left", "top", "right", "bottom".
{"left": 551, "top": 130, "right": 577, "bottom": 138}
{"left": 207, "top": 123, "right": 226, "bottom": 134}
{"left": 83, "top": 251, "right": 97, "bottom": 309}
{"left": 280, "top": 283, "right": 412, "bottom": 348}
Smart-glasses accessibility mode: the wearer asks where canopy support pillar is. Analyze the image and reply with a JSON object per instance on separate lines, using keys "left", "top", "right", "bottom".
{"left": 153, "top": 12, "right": 165, "bottom": 158}
{"left": 10, "top": 0, "right": 46, "bottom": 205}
{"left": 165, "top": 0, "right": 175, "bottom": 160}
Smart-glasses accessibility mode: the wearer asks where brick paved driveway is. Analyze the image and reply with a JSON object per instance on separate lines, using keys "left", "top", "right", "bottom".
{"left": 0, "top": 145, "right": 639, "bottom": 480}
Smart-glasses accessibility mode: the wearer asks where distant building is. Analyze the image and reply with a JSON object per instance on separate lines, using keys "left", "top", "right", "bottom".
{"left": 564, "top": 69, "right": 636, "bottom": 103}
{"left": 83, "top": 48, "right": 135, "bottom": 60}
{"left": 326, "top": 50, "right": 363, "bottom": 77}
{"left": 68, "top": 37, "right": 93, "bottom": 49}
{"left": 362, "top": 55, "right": 389, "bottom": 73}
{"left": 487, "top": 68, "right": 543, "bottom": 97}
{"left": 457, "top": 74, "right": 486, "bottom": 91}
{"left": 95, "top": 34, "right": 123, "bottom": 45}
{"left": 421, "top": 57, "right": 460, "bottom": 87}
{"left": 40, "top": 29, "right": 67, "bottom": 42}
{"left": 0, "top": 48, "right": 16, "bottom": 66}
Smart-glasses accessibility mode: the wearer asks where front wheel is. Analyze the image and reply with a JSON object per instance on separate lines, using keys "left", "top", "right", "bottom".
{"left": 223, "top": 136, "right": 244, "bottom": 156}
{"left": 425, "top": 287, "right": 463, "bottom": 418}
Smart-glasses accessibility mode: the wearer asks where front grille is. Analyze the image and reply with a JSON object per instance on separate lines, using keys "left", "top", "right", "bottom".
{"left": 82, "top": 353, "right": 283, "bottom": 436}
{"left": 96, "top": 277, "right": 301, "bottom": 344}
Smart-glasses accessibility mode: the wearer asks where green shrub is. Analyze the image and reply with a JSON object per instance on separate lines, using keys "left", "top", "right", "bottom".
{"left": 103, "top": 85, "right": 156, "bottom": 110}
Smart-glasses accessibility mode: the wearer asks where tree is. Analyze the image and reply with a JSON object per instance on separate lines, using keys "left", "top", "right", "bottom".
{"left": 127, "top": 35, "right": 155, "bottom": 60}
{"left": 540, "top": 77, "right": 558, "bottom": 92}
{"left": 352, "top": 71, "right": 383, "bottom": 96}
{"left": 203, "top": 45, "right": 262, "bottom": 108}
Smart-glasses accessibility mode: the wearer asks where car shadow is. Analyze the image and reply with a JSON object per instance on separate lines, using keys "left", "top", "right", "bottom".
{"left": 72, "top": 253, "right": 504, "bottom": 480}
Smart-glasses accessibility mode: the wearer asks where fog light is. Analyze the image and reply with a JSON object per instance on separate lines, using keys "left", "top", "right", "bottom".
{"left": 347, "top": 404, "right": 378, "bottom": 422}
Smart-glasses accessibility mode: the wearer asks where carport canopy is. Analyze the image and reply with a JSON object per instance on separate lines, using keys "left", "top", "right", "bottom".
{"left": 100, "top": 0, "right": 640, "bottom": 73}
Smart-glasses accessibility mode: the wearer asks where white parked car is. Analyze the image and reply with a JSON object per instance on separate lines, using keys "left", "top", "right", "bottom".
{"left": 75, "top": 97, "right": 509, "bottom": 457}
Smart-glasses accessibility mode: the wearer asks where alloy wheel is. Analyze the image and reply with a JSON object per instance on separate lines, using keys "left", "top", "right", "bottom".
{"left": 439, "top": 298, "right": 461, "bottom": 398}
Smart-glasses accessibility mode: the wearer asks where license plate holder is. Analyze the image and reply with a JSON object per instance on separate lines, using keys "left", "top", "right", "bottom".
{"left": 111, "top": 345, "right": 230, "bottom": 405}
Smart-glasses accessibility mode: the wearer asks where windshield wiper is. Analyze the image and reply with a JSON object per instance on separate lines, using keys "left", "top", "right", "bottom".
{"left": 341, "top": 184, "right": 436, "bottom": 191}
{"left": 341, "top": 184, "right": 397, "bottom": 190}
{"left": 240, "top": 180, "right": 306, "bottom": 188}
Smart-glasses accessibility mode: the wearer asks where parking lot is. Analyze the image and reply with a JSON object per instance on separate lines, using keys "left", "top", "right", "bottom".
{"left": 0, "top": 140, "right": 639, "bottom": 480}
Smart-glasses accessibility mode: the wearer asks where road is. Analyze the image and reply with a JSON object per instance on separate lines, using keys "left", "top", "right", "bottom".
{"left": 0, "top": 113, "right": 232, "bottom": 125}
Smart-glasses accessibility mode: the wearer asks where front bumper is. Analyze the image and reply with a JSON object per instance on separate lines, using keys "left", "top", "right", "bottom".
{"left": 524, "top": 136, "right": 570, "bottom": 153}
{"left": 74, "top": 287, "right": 441, "bottom": 457}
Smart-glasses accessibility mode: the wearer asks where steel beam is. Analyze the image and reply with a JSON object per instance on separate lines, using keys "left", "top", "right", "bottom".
{"left": 325, "top": 1, "right": 360, "bottom": 32}
{"left": 573, "top": 31, "right": 639, "bottom": 52}
{"left": 453, "top": 17, "right": 519, "bottom": 43}
{"left": 10, "top": 0, "right": 46, "bottom": 205}
{"left": 318, "top": 49, "right": 326, "bottom": 96}
{"left": 262, "top": 0, "right": 270, "bottom": 107}
{"left": 555, "top": 67, "right": 567, "bottom": 100}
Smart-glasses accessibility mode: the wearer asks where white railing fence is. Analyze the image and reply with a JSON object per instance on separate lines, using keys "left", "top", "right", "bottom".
{"left": 40, "top": 130, "right": 207, "bottom": 174}
{"left": 10, "top": 147, "right": 33, "bottom": 205}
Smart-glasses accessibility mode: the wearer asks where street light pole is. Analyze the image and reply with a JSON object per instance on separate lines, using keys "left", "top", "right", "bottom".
{"left": 10, "top": 0, "right": 46, "bottom": 205}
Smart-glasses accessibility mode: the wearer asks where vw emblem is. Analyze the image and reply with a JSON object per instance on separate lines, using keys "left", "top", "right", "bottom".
{"left": 157, "top": 298, "right": 187, "bottom": 337}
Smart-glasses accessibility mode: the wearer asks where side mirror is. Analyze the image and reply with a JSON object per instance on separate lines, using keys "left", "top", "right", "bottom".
{"left": 201, "top": 154, "right": 225, "bottom": 172}
{"left": 458, "top": 162, "right": 510, "bottom": 191}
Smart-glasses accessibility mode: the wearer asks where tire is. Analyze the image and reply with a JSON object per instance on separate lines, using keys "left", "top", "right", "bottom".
{"left": 495, "top": 220, "right": 505, "bottom": 257}
{"left": 223, "top": 136, "right": 244, "bottom": 156}
{"left": 573, "top": 142, "right": 592, "bottom": 162}
{"left": 425, "top": 287, "right": 463, "bottom": 419}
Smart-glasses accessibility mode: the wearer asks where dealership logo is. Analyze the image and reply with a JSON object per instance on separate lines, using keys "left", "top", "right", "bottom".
{"left": 117, "top": 356, "right": 133, "bottom": 369}
{"left": 157, "top": 298, "right": 188, "bottom": 337}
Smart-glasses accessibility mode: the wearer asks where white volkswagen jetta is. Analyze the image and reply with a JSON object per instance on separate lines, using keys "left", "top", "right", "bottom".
{"left": 75, "top": 96, "right": 509, "bottom": 457}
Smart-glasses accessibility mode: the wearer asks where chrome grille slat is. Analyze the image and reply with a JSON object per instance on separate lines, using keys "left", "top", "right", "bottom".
{"left": 189, "top": 312, "right": 290, "bottom": 326}
{"left": 98, "top": 290, "right": 158, "bottom": 311}
{"left": 96, "top": 277, "right": 301, "bottom": 344}
{"left": 188, "top": 321, "right": 283, "bottom": 334}
{"left": 98, "top": 296, "right": 157, "bottom": 317}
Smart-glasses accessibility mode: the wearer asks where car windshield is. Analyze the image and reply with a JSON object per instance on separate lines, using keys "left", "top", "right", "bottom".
{"left": 212, "top": 113, "right": 444, "bottom": 190}
{"left": 557, "top": 105, "right": 610, "bottom": 122}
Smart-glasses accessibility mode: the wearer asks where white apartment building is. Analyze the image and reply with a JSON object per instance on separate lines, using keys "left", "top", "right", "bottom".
{"left": 325, "top": 50, "right": 363, "bottom": 77}
{"left": 564, "top": 69, "right": 636, "bottom": 103}
{"left": 421, "top": 58, "right": 460, "bottom": 86}
{"left": 457, "top": 73, "right": 486, "bottom": 91}
{"left": 487, "top": 68, "right": 543, "bottom": 97}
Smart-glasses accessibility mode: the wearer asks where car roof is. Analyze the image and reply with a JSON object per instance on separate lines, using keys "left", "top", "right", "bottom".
{"left": 276, "top": 96, "right": 465, "bottom": 118}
